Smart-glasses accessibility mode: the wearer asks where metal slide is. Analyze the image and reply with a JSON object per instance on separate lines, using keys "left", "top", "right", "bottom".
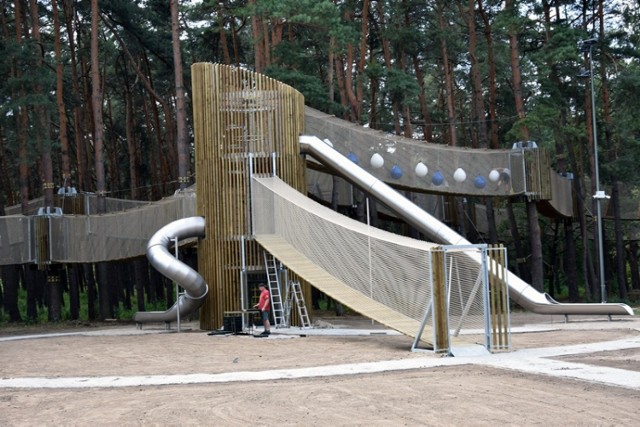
{"left": 299, "top": 135, "right": 634, "bottom": 317}
{"left": 134, "top": 216, "right": 209, "bottom": 324}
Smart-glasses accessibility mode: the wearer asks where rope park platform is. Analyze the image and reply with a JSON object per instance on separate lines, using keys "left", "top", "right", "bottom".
{"left": 0, "top": 64, "right": 633, "bottom": 354}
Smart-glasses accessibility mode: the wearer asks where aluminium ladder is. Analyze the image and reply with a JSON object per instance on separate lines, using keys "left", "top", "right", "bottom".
{"left": 263, "top": 251, "right": 287, "bottom": 328}
{"left": 288, "top": 280, "right": 311, "bottom": 328}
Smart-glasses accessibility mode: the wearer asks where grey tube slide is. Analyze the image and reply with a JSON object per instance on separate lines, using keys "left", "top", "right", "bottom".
{"left": 300, "top": 135, "right": 634, "bottom": 316}
{"left": 134, "top": 216, "right": 209, "bottom": 323}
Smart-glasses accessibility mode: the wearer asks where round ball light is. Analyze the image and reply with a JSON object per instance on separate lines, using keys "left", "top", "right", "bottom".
{"left": 390, "top": 165, "right": 403, "bottom": 179}
{"left": 474, "top": 175, "right": 486, "bottom": 189}
{"left": 453, "top": 167, "right": 467, "bottom": 183}
{"left": 414, "top": 161, "right": 428, "bottom": 177}
{"left": 489, "top": 169, "right": 500, "bottom": 182}
{"left": 370, "top": 153, "right": 384, "bottom": 168}
{"left": 432, "top": 170, "right": 444, "bottom": 186}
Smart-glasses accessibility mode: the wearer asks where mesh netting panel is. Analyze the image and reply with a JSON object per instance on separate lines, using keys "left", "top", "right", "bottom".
{"left": 252, "top": 176, "right": 435, "bottom": 323}
{"left": 0, "top": 192, "right": 196, "bottom": 265}
{"left": 0, "top": 216, "right": 33, "bottom": 263}
{"left": 305, "top": 107, "right": 527, "bottom": 197}
{"left": 444, "top": 248, "right": 488, "bottom": 336}
{"left": 5, "top": 194, "right": 158, "bottom": 216}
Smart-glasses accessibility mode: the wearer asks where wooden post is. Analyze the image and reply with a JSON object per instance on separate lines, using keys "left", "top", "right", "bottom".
{"left": 431, "top": 247, "right": 449, "bottom": 354}
{"left": 489, "top": 244, "right": 510, "bottom": 351}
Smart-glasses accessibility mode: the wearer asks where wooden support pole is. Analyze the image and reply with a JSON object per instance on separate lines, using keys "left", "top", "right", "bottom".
{"left": 431, "top": 247, "right": 449, "bottom": 354}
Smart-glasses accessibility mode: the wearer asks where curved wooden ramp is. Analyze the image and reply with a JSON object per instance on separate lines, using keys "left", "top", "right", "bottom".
{"left": 254, "top": 234, "right": 432, "bottom": 345}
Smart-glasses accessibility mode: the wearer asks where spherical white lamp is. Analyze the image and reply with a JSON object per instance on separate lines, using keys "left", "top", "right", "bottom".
{"left": 414, "top": 161, "right": 428, "bottom": 177}
{"left": 370, "top": 153, "right": 384, "bottom": 168}
{"left": 453, "top": 167, "right": 467, "bottom": 183}
{"left": 489, "top": 169, "right": 500, "bottom": 182}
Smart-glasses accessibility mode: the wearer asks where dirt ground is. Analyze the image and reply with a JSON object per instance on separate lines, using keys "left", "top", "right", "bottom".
{"left": 1, "top": 311, "right": 639, "bottom": 426}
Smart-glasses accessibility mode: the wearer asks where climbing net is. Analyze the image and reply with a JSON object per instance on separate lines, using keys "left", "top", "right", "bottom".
{"left": 251, "top": 176, "right": 493, "bottom": 342}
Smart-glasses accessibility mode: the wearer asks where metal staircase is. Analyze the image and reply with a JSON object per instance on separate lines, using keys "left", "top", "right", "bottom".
{"left": 263, "top": 251, "right": 287, "bottom": 328}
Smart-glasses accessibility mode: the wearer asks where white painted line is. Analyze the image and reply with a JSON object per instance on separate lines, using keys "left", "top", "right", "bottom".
{"left": 482, "top": 358, "right": 640, "bottom": 391}
{"left": 0, "top": 357, "right": 468, "bottom": 389}
{"left": 2, "top": 337, "right": 639, "bottom": 390}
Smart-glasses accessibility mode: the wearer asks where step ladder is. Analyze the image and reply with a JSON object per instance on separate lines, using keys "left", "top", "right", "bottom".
{"left": 263, "top": 251, "right": 287, "bottom": 328}
{"left": 288, "top": 280, "right": 311, "bottom": 328}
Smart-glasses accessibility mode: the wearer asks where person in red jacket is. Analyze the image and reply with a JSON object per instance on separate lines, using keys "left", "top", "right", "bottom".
{"left": 254, "top": 283, "right": 271, "bottom": 336}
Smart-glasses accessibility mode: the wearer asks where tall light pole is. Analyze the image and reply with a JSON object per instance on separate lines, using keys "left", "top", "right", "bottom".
{"left": 579, "top": 38, "right": 608, "bottom": 303}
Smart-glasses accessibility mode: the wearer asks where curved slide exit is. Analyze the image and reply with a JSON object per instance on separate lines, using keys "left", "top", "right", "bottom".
{"left": 300, "top": 135, "right": 633, "bottom": 317}
{"left": 134, "top": 217, "right": 209, "bottom": 324}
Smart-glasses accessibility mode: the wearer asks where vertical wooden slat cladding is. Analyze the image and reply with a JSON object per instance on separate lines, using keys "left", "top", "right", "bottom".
{"left": 192, "top": 64, "right": 306, "bottom": 330}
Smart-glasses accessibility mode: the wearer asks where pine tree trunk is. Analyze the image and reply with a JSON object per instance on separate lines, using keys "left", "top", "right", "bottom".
{"left": 460, "top": 0, "right": 488, "bottom": 148}
{"left": 411, "top": 53, "right": 432, "bottom": 141}
{"left": 563, "top": 218, "right": 579, "bottom": 301}
{"left": 1, "top": 265, "right": 22, "bottom": 322}
{"left": 63, "top": 0, "right": 88, "bottom": 191}
{"left": 375, "top": 0, "right": 400, "bottom": 134}
{"left": 547, "top": 221, "right": 560, "bottom": 298}
{"left": 85, "top": 263, "right": 97, "bottom": 320}
{"left": 526, "top": 201, "right": 544, "bottom": 291}
{"left": 150, "top": 267, "right": 165, "bottom": 305}
{"left": 171, "top": 0, "right": 190, "bottom": 190}
{"left": 230, "top": 15, "right": 240, "bottom": 66}
{"left": 68, "top": 264, "right": 81, "bottom": 320}
{"left": 15, "top": 0, "right": 30, "bottom": 214}
{"left": 0, "top": 126, "right": 15, "bottom": 205}
{"left": 355, "top": 0, "right": 370, "bottom": 117}
{"left": 612, "top": 182, "right": 628, "bottom": 299}
{"left": 91, "top": 0, "right": 106, "bottom": 213}
{"left": 47, "top": 270, "right": 62, "bottom": 321}
{"left": 477, "top": 0, "right": 499, "bottom": 148}
{"left": 628, "top": 241, "right": 640, "bottom": 291}
{"left": 566, "top": 141, "right": 596, "bottom": 299}
{"left": 123, "top": 263, "right": 132, "bottom": 311}
{"left": 25, "top": 267, "right": 38, "bottom": 320}
{"left": 133, "top": 258, "right": 149, "bottom": 312}
{"left": 52, "top": 0, "right": 72, "bottom": 190}
{"left": 217, "top": 3, "right": 232, "bottom": 65}
{"left": 505, "top": 0, "right": 544, "bottom": 290}
{"left": 405, "top": 4, "right": 432, "bottom": 141}
{"left": 328, "top": 37, "right": 335, "bottom": 105}
{"left": 333, "top": 57, "right": 350, "bottom": 121}
{"left": 124, "top": 84, "right": 139, "bottom": 199}
{"left": 29, "top": 0, "right": 54, "bottom": 209}
{"left": 438, "top": 0, "right": 457, "bottom": 147}
{"left": 97, "top": 261, "right": 112, "bottom": 320}
{"left": 507, "top": 201, "right": 529, "bottom": 283}
{"left": 485, "top": 199, "right": 498, "bottom": 244}
{"left": 250, "top": 0, "right": 264, "bottom": 72}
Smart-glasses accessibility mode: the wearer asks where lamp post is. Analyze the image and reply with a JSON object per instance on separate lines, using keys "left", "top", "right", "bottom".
{"left": 579, "top": 38, "right": 608, "bottom": 303}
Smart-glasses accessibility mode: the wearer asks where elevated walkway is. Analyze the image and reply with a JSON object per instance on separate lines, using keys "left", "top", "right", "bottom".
{"left": 251, "top": 175, "right": 497, "bottom": 351}
{"left": 0, "top": 188, "right": 196, "bottom": 265}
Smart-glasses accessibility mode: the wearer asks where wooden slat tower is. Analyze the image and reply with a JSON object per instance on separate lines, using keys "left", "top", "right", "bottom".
{"left": 191, "top": 63, "right": 308, "bottom": 330}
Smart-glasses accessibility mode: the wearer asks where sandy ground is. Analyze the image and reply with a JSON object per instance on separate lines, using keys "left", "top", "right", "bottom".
{"left": 1, "top": 311, "right": 639, "bottom": 426}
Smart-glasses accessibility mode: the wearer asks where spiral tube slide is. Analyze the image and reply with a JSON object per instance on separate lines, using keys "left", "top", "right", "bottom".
{"left": 134, "top": 217, "right": 209, "bottom": 324}
{"left": 300, "top": 135, "right": 633, "bottom": 317}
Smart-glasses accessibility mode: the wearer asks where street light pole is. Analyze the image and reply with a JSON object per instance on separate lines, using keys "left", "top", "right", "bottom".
{"left": 580, "top": 38, "right": 607, "bottom": 303}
